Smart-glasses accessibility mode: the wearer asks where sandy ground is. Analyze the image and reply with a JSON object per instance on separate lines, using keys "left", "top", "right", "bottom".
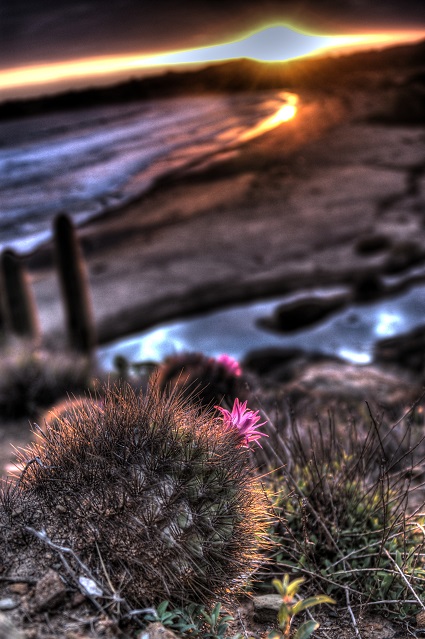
{"left": 24, "top": 89, "right": 425, "bottom": 349}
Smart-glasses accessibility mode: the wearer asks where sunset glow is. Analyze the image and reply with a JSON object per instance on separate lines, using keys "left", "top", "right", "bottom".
{"left": 319, "top": 29, "right": 425, "bottom": 54}
{"left": 1, "top": 26, "right": 424, "bottom": 99}
{"left": 240, "top": 93, "right": 298, "bottom": 142}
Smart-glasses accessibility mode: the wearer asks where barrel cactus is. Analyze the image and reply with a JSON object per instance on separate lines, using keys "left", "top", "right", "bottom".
{"left": 157, "top": 351, "right": 248, "bottom": 410}
{"left": 1, "top": 376, "right": 269, "bottom": 607}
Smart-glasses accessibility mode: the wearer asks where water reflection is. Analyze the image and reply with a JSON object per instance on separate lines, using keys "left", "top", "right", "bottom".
{"left": 97, "top": 283, "right": 425, "bottom": 371}
{"left": 1, "top": 91, "right": 299, "bottom": 254}
{"left": 239, "top": 92, "right": 298, "bottom": 142}
{"left": 374, "top": 312, "right": 402, "bottom": 337}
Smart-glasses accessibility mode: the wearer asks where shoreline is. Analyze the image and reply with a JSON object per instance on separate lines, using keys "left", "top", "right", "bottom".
{"left": 22, "top": 89, "right": 341, "bottom": 266}
{"left": 19, "top": 86, "right": 425, "bottom": 353}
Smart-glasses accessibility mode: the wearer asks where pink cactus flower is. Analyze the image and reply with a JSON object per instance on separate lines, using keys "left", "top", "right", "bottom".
{"left": 216, "top": 398, "right": 268, "bottom": 448}
{"left": 216, "top": 354, "right": 242, "bottom": 377}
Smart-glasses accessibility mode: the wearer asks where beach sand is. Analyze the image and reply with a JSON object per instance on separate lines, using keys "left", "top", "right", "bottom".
{"left": 25, "top": 89, "right": 425, "bottom": 349}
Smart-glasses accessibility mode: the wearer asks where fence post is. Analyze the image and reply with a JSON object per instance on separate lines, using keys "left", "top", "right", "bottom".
{"left": 0, "top": 278, "right": 5, "bottom": 341}
{"left": 0, "top": 248, "right": 40, "bottom": 341}
{"left": 53, "top": 213, "right": 96, "bottom": 355}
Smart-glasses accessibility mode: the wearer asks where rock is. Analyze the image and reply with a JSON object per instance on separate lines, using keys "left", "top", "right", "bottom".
{"left": 252, "top": 594, "right": 282, "bottom": 624}
{"left": 243, "top": 347, "right": 305, "bottom": 378}
{"left": 34, "top": 570, "right": 66, "bottom": 612}
{"left": 355, "top": 234, "right": 391, "bottom": 256}
{"left": 283, "top": 360, "right": 417, "bottom": 407}
{"left": 70, "top": 591, "right": 87, "bottom": 608}
{"left": 0, "top": 613, "right": 24, "bottom": 639}
{"left": 8, "top": 583, "right": 28, "bottom": 596}
{"left": 384, "top": 240, "right": 425, "bottom": 274}
{"left": 0, "top": 598, "right": 18, "bottom": 610}
{"left": 243, "top": 347, "right": 342, "bottom": 382}
{"left": 374, "top": 324, "right": 425, "bottom": 375}
{"left": 258, "top": 293, "right": 348, "bottom": 333}
{"left": 352, "top": 272, "right": 385, "bottom": 302}
{"left": 138, "top": 622, "right": 179, "bottom": 639}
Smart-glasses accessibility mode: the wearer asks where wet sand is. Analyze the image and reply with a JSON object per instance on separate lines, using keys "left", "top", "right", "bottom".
{"left": 25, "top": 88, "right": 425, "bottom": 350}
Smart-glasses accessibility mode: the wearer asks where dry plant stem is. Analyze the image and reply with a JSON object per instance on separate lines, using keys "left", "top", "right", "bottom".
{"left": 25, "top": 526, "right": 143, "bottom": 629}
{"left": 373, "top": 392, "right": 425, "bottom": 474}
{"left": 0, "top": 576, "right": 37, "bottom": 584}
{"left": 352, "top": 600, "right": 419, "bottom": 608}
{"left": 268, "top": 562, "right": 364, "bottom": 597}
{"left": 26, "top": 527, "right": 106, "bottom": 616}
{"left": 17, "top": 456, "right": 54, "bottom": 485}
{"left": 383, "top": 548, "right": 425, "bottom": 612}
{"left": 237, "top": 608, "right": 250, "bottom": 639}
{"left": 283, "top": 467, "right": 339, "bottom": 552}
{"left": 331, "top": 568, "right": 399, "bottom": 578}
{"left": 326, "top": 530, "right": 405, "bottom": 569}
{"left": 251, "top": 399, "right": 291, "bottom": 469}
{"left": 344, "top": 583, "right": 362, "bottom": 639}
{"left": 306, "top": 608, "right": 333, "bottom": 639}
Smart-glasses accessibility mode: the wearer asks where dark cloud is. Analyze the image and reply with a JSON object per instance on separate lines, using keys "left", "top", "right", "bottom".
{"left": 1, "top": 0, "right": 425, "bottom": 69}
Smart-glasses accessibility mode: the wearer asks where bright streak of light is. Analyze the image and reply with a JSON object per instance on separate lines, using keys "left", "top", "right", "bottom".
{"left": 319, "top": 29, "right": 425, "bottom": 54}
{"left": 0, "top": 55, "right": 154, "bottom": 92}
{"left": 239, "top": 92, "right": 298, "bottom": 142}
{"left": 0, "top": 26, "right": 331, "bottom": 94}
{"left": 374, "top": 312, "right": 402, "bottom": 337}
{"left": 1, "top": 26, "right": 424, "bottom": 97}
{"left": 338, "top": 349, "right": 371, "bottom": 365}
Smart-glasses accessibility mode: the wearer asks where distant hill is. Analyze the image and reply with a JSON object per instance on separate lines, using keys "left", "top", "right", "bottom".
{"left": 1, "top": 39, "right": 424, "bottom": 121}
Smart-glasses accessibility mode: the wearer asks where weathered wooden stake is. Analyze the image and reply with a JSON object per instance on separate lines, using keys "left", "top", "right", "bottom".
{"left": 0, "top": 248, "right": 40, "bottom": 340}
{"left": 53, "top": 213, "right": 96, "bottom": 355}
{"left": 0, "top": 278, "right": 5, "bottom": 340}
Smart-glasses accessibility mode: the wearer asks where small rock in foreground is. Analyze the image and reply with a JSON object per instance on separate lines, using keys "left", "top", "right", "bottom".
{"left": 0, "top": 612, "right": 24, "bottom": 639}
{"left": 252, "top": 594, "right": 282, "bottom": 624}
{"left": 34, "top": 570, "right": 67, "bottom": 612}
{"left": 258, "top": 293, "right": 348, "bottom": 333}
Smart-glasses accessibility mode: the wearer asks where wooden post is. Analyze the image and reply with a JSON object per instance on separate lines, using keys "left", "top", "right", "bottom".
{"left": 0, "top": 248, "right": 40, "bottom": 340}
{"left": 0, "top": 277, "right": 5, "bottom": 340}
{"left": 53, "top": 213, "right": 96, "bottom": 355}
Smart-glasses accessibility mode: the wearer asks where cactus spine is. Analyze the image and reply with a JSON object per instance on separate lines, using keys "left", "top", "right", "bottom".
{"left": 0, "top": 248, "right": 39, "bottom": 340}
{"left": 53, "top": 213, "right": 95, "bottom": 355}
{"left": 157, "top": 352, "right": 248, "bottom": 410}
{"left": 3, "top": 377, "right": 268, "bottom": 606}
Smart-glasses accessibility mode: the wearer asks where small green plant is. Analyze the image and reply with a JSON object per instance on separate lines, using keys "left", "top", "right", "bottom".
{"left": 145, "top": 600, "right": 240, "bottom": 639}
{"left": 268, "top": 575, "right": 334, "bottom": 639}
{"left": 261, "top": 404, "right": 425, "bottom": 619}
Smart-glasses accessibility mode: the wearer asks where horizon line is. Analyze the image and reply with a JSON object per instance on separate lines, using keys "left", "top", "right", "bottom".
{"left": 1, "top": 25, "right": 424, "bottom": 101}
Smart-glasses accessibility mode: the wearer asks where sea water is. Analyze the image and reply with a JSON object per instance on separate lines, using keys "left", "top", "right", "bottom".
{"left": 2, "top": 91, "right": 424, "bottom": 366}
{"left": 0, "top": 91, "right": 293, "bottom": 253}
{"left": 97, "top": 282, "right": 425, "bottom": 370}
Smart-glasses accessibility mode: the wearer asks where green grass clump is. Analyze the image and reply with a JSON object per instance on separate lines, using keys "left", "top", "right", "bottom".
{"left": 143, "top": 600, "right": 240, "bottom": 639}
{"left": 259, "top": 402, "right": 425, "bottom": 619}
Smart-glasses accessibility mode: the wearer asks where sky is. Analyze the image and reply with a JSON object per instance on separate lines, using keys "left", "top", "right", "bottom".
{"left": 1, "top": 0, "right": 425, "bottom": 99}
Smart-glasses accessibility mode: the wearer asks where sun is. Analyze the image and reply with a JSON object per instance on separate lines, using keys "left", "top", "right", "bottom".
{"left": 1, "top": 24, "right": 424, "bottom": 99}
